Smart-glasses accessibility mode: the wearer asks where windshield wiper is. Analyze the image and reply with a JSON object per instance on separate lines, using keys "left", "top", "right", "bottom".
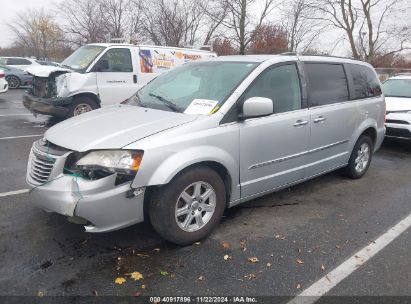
{"left": 149, "top": 93, "right": 181, "bottom": 112}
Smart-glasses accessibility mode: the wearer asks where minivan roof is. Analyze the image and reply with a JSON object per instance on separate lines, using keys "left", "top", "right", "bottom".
{"left": 205, "top": 54, "right": 372, "bottom": 67}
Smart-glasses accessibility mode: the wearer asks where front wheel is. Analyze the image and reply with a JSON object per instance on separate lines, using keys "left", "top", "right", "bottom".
{"left": 149, "top": 167, "right": 226, "bottom": 245}
{"left": 342, "top": 135, "right": 373, "bottom": 179}
{"left": 67, "top": 96, "right": 98, "bottom": 117}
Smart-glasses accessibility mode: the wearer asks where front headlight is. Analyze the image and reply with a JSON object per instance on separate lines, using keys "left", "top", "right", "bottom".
{"left": 76, "top": 150, "right": 143, "bottom": 174}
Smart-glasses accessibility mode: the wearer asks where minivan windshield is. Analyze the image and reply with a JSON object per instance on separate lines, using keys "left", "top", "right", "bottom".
{"left": 382, "top": 79, "right": 411, "bottom": 98}
{"left": 61, "top": 45, "right": 106, "bottom": 72}
{"left": 126, "top": 61, "right": 259, "bottom": 114}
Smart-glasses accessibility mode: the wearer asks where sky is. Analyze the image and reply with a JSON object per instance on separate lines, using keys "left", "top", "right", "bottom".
{"left": 0, "top": 0, "right": 56, "bottom": 47}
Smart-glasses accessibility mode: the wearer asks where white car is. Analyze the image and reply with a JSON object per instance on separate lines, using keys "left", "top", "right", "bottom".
{"left": 0, "top": 69, "right": 9, "bottom": 93}
{"left": 382, "top": 74, "right": 411, "bottom": 140}
{"left": 0, "top": 57, "right": 41, "bottom": 70}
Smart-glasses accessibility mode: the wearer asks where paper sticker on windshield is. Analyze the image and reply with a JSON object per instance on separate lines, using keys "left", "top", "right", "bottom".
{"left": 184, "top": 99, "right": 218, "bottom": 115}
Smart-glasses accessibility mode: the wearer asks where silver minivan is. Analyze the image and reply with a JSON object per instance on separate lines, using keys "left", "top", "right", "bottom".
{"left": 26, "top": 55, "right": 385, "bottom": 245}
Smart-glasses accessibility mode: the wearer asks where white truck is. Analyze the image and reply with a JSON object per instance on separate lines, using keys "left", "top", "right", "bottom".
{"left": 23, "top": 43, "right": 216, "bottom": 117}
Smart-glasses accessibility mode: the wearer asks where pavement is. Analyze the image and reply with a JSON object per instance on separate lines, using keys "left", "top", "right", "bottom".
{"left": 0, "top": 89, "right": 410, "bottom": 302}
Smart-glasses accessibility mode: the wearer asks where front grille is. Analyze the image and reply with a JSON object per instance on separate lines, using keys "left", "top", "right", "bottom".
{"left": 386, "top": 127, "right": 411, "bottom": 139}
{"left": 29, "top": 147, "right": 56, "bottom": 185}
{"left": 32, "top": 77, "right": 48, "bottom": 97}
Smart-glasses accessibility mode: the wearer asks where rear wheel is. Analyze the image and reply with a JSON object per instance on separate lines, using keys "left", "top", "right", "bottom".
{"left": 342, "top": 135, "right": 373, "bottom": 179}
{"left": 149, "top": 167, "right": 226, "bottom": 245}
{"left": 6, "top": 75, "right": 20, "bottom": 89}
{"left": 67, "top": 96, "right": 98, "bottom": 117}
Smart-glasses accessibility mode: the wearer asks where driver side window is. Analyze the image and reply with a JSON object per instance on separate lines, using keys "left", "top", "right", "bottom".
{"left": 243, "top": 64, "right": 302, "bottom": 114}
{"left": 96, "top": 48, "right": 133, "bottom": 72}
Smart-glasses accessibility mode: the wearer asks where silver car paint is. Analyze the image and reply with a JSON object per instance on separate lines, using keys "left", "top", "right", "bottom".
{"left": 27, "top": 55, "right": 385, "bottom": 232}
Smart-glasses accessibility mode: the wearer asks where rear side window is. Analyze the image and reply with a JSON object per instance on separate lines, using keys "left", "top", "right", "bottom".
{"left": 305, "top": 63, "right": 349, "bottom": 106}
{"left": 349, "top": 64, "right": 382, "bottom": 99}
{"left": 7, "top": 58, "right": 32, "bottom": 65}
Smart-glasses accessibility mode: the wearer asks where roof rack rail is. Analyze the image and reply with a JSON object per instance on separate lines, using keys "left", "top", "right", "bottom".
{"left": 280, "top": 52, "right": 364, "bottom": 62}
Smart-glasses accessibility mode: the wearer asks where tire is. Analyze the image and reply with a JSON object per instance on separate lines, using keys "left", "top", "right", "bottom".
{"left": 149, "top": 166, "right": 226, "bottom": 245}
{"left": 342, "top": 135, "right": 373, "bottom": 179}
{"left": 6, "top": 75, "right": 20, "bottom": 89}
{"left": 67, "top": 96, "right": 98, "bottom": 117}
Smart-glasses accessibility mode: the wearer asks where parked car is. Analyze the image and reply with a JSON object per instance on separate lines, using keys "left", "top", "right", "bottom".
{"left": 0, "top": 65, "right": 32, "bottom": 89}
{"left": 382, "top": 74, "right": 411, "bottom": 140}
{"left": 0, "top": 57, "right": 40, "bottom": 70}
{"left": 23, "top": 43, "right": 216, "bottom": 118}
{"left": 0, "top": 69, "right": 8, "bottom": 93}
{"left": 26, "top": 55, "right": 385, "bottom": 245}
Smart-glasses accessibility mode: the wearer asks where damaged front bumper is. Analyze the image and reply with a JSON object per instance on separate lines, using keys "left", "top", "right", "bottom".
{"left": 26, "top": 144, "right": 145, "bottom": 233}
{"left": 23, "top": 90, "right": 72, "bottom": 117}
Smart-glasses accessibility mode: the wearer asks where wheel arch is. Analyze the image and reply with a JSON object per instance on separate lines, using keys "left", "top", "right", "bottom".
{"left": 72, "top": 92, "right": 101, "bottom": 107}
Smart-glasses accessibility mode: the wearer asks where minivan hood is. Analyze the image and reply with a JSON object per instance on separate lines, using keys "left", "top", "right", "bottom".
{"left": 45, "top": 105, "right": 198, "bottom": 152}
{"left": 385, "top": 96, "right": 411, "bottom": 112}
{"left": 25, "top": 65, "right": 71, "bottom": 77}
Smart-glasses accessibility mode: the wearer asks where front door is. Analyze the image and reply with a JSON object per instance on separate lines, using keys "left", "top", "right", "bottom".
{"left": 239, "top": 63, "right": 310, "bottom": 199}
{"left": 95, "top": 48, "right": 138, "bottom": 106}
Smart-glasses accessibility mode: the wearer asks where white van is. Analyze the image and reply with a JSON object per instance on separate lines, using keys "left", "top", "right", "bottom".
{"left": 23, "top": 44, "right": 216, "bottom": 117}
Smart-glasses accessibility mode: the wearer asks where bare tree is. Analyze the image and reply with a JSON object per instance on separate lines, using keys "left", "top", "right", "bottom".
{"left": 310, "top": 0, "right": 411, "bottom": 62}
{"left": 9, "top": 8, "right": 64, "bottom": 59}
{"left": 281, "top": 0, "right": 325, "bottom": 52}
{"left": 141, "top": 0, "right": 209, "bottom": 47}
{"left": 57, "top": 0, "right": 108, "bottom": 45}
{"left": 218, "top": 0, "right": 278, "bottom": 54}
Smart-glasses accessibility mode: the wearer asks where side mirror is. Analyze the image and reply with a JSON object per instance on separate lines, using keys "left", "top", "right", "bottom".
{"left": 240, "top": 97, "right": 273, "bottom": 119}
{"left": 94, "top": 59, "right": 109, "bottom": 72}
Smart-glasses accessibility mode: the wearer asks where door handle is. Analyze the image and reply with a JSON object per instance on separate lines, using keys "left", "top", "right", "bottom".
{"left": 314, "top": 116, "right": 326, "bottom": 123}
{"left": 133, "top": 75, "right": 137, "bottom": 83}
{"left": 293, "top": 120, "right": 308, "bottom": 127}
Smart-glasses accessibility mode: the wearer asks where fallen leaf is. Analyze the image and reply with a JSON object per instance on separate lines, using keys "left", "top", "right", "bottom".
{"left": 194, "top": 242, "right": 201, "bottom": 245}
{"left": 270, "top": 253, "right": 274, "bottom": 257}
{"left": 326, "top": 275, "right": 332, "bottom": 283}
{"left": 248, "top": 257, "right": 259, "bottom": 263}
{"left": 239, "top": 239, "right": 246, "bottom": 247}
{"left": 266, "top": 263, "right": 272, "bottom": 267}
{"left": 298, "top": 248, "right": 302, "bottom": 253}
{"left": 141, "top": 285, "right": 146, "bottom": 289}
{"left": 160, "top": 271, "right": 169, "bottom": 276}
{"left": 224, "top": 255, "right": 232, "bottom": 261}
{"left": 336, "top": 245, "right": 341, "bottom": 249}
{"left": 37, "top": 291, "right": 44, "bottom": 297}
{"left": 153, "top": 248, "right": 161, "bottom": 252}
{"left": 136, "top": 253, "right": 150, "bottom": 258}
{"left": 127, "top": 271, "right": 144, "bottom": 281}
{"left": 244, "top": 273, "right": 256, "bottom": 280}
{"left": 321, "top": 264, "right": 325, "bottom": 271}
{"left": 197, "top": 276, "right": 204, "bottom": 281}
{"left": 275, "top": 234, "right": 286, "bottom": 240}
{"left": 222, "top": 242, "right": 231, "bottom": 249}
{"left": 92, "top": 289, "right": 98, "bottom": 296}
{"left": 296, "top": 259, "right": 304, "bottom": 265}
{"left": 296, "top": 284, "right": 301, "bottom": 289}
{"left": 134, "top": 292, "right": 141, "bottom": 297}
{"left": 115, "top": 277, "right": 126, "bottom": 285}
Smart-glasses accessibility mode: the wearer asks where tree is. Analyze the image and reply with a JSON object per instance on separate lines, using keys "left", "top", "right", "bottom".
{"left": 248, "top": 24, "right": 288, "bottom": 54}
{"left": 9, "top": 8, "right": 65, "bottom": 59}
{"left": 57, "top": 0, "right": 108, "bottom": 45}
{"left": 311, "top": 0, "right": 411, "bottom": 62}
{"left": 281, "top": 0, "right": 324, "bottom": 52}
{"left": 220, "top": 0, "right": 278, "bottom": 54}
{"left": 212, "top": 38, "right": 237, "bottom": 55}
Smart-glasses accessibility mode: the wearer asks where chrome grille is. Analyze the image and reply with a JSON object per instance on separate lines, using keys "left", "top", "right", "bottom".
{"left": 29, "top": 147, "right": 56, "bottom": 185}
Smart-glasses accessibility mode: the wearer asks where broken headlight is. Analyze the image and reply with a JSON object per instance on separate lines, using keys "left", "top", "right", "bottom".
{"left": 76, "top": 150, "right": 143, "bottom": 182}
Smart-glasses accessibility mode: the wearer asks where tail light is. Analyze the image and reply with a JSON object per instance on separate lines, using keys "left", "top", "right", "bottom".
{"left": 0, "top": 72, "right": 4, "bottom": 79}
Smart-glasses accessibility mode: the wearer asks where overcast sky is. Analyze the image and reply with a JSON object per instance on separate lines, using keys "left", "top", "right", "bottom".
{"left": 0, "top": 0, "right": 56, "bottom": 47}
